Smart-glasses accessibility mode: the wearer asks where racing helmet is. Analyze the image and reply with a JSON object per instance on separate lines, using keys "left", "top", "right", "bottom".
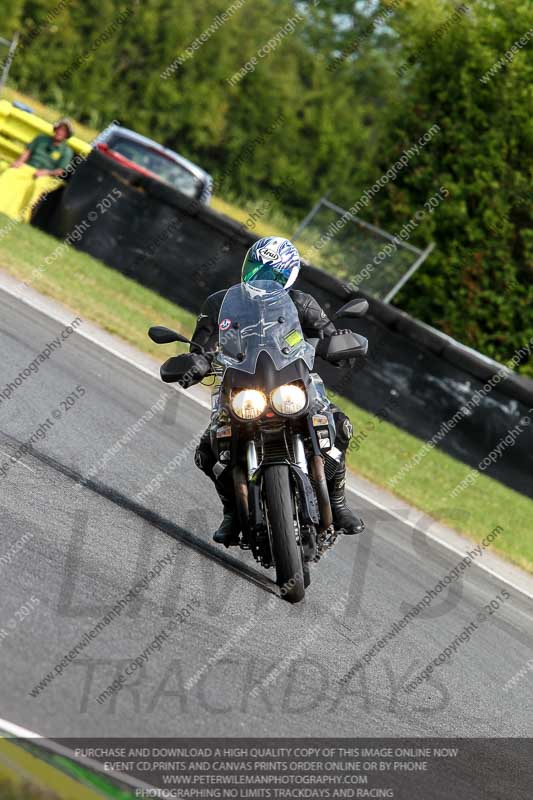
{"left": 241, "top": 236, "right": 300, "bottom": 291}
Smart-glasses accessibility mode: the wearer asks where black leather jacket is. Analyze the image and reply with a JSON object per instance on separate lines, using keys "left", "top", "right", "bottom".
{"left": 190, "top": 288, "right": 338, "bottom": 354}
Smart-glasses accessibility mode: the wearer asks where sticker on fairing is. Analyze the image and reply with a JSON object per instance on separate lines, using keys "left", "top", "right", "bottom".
{"left": 216, "top": 425, "right": 232, "bottom": 438}
{"left": 285, "top": 329, "right": 303, "bottom": 347}
{"left": 219, "top": 318, "right": 232, "bottom": 331}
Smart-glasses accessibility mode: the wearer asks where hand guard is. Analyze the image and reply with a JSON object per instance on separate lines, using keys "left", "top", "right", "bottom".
{"left": 333, "top": 328, "right": 360, "bottom": 369}
{"left": 315, "top": 331, "right": 367, "bottom": 363}
{"left": 160, "top": 352, "right": 211, "bottom": 385}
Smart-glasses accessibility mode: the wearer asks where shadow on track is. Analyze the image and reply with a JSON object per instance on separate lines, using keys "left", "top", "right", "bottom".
{"left": 0, "top": 431, "right": 279, "bottom": 598}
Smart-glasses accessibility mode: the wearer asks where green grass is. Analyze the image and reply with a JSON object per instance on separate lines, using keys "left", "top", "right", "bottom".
{"left": 1, "top": 215, "right": 532, "bottom": 573}
{"left": 0, "top": 214, "right": 196, "bottom": 359}
{"left": 330, "top": 390, "right": 533, "bottom": 573}
{"left": 0, "top": 775, "right": 62, "bottom": 800}
{"left": 210, "top": 195, "right": 291, "bottom": 238}
{"left": 210, "top": 195, "right": 317, "bottom": 264}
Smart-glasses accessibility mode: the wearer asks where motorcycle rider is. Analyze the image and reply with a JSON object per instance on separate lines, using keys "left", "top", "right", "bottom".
{"left": 191, "top": 236, "right": 365, "bottom": 546}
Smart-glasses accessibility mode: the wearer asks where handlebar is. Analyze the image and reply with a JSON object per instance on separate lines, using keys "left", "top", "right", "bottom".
{"left": 160, "top": 331, "right": 368, "bottom": 385}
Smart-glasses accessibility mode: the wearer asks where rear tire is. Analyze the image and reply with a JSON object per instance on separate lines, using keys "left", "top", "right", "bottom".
{"left": 263, "top": 465, "right": 305, "bottom": 603}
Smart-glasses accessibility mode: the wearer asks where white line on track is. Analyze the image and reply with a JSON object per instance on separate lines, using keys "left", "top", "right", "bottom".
{"left": 1, "top": 274, "right": 532, "bottom": 603}
{"left": 347, "top": 484, "right": 533, "bottom": 607}
{"left": 0, "top": 449, "right": 35, "bottom": 473}
{"left": 0, "top": 716, "right": 153, "bottom": 791}
{"left": 0, "top": 717, "right": 39, "bottom": 739}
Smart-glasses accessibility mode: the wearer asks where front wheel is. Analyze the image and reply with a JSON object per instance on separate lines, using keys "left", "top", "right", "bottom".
{"left": 263, "top": 465, "right": 305, "bottom": 603}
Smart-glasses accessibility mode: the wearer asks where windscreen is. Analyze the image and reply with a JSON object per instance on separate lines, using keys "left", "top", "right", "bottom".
{"left": 216, "top": 281, "right": 315, "bottom": 375}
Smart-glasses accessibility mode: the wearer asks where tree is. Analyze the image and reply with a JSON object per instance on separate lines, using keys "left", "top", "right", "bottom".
{"left": 376, "top": 0, "right": 533, "bottom": 370}
{"left": 2, "top": 0, "right": 531, "bottom": 372}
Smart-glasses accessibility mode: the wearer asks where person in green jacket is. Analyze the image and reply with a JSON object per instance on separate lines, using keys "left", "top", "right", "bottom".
{"left": 0, "top": 118, "right": 74, "bottom": 222}
{"left": 12, "top": 118, "right": 74, "bottom": 175}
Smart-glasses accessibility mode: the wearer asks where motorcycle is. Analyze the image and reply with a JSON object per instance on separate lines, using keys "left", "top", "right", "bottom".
{"left": 149, "top": 280, "right": 368, "bottom": 603}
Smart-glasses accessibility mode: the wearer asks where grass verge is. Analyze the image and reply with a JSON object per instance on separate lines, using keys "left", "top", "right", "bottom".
{"left": 1, "top": 217, "right": 532, "bottom": 574}
{"left": 0, "top": 214, "right": 196, "bottom": 360}
{"left": 0, "top": 774, "right": 61, "bottom": 800}
{"left": 329, "top": 390, "right": 533, "bottom": 572}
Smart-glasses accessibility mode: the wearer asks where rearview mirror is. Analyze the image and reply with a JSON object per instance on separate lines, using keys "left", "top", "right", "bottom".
{"left": 148, "top": 325, "right": 191, "bottom": 345}
{"left": 333, "top": 299, "right": 369, "bottom": 319}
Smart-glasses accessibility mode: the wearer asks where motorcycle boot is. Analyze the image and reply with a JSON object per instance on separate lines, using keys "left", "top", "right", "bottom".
{"left": 195, "top": 432, "right": 240, "bottom": 547}
{"left": 212, "top": 484, "right": 241, "bottom": 547}
{"left": 327, "top": 453, "right": 365, "bottom": 535}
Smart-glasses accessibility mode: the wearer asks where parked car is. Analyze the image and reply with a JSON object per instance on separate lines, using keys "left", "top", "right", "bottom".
{"left": 94, "top": 126, "right": 213, "bottom": 204}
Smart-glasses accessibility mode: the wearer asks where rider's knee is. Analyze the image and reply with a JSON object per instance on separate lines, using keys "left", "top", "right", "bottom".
{"left": 333, "top": 409, "right": 353, "bottom": 452}
{"left": 194, "top": 441, "right": 215, "bottom": 476}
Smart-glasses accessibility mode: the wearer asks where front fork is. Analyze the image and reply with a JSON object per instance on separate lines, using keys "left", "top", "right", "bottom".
{"left": 246, "top": 439, "right": 258, "bottom": 480}
{"left": 244, "top": 434, "right": 329, "bottom": 566}
{"left": 245, "top": 435, "right": 302, "bottom": 530}
{"left": 245, "top": 434, "right": 307, "bottom": 477}
{"left": 293, "top": 433, "right": 308, "bottom": 473}
{"left": 245, "top": 433, "right": 312, "bottom": 536}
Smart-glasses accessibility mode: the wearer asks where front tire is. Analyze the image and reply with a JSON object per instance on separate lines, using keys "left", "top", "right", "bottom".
{"left": 263, "top": 465, "right": 305, "bottom": 603}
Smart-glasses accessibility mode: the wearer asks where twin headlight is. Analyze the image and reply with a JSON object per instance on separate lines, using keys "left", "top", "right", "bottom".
{"left": 231, "top": 384, "right": 307, "bottom": 420}
{"left": 231, "top": 389, "right": 267, "bottom": 420}
{"left": 271, "top": 384, "right": 307, "bottom": 416}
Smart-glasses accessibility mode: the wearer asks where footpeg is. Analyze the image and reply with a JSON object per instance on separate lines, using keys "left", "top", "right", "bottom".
{"left": 315, "top": 525, "right": 338, "bottom": 560}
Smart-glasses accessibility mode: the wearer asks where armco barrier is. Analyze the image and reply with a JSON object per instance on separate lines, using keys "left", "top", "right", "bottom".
{"left": 33, "top": 147, "right": 533, "bottom": 497}
{"left": 0, "top": 100, "right": 91, "bottom": 173}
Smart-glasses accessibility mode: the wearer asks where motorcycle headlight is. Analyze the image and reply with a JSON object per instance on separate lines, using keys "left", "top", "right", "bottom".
{"left": 270, "top": 384, "right": 307, "bottom": 416}
{"left": 231, "top": 389, "right": 267, "bottom": 420}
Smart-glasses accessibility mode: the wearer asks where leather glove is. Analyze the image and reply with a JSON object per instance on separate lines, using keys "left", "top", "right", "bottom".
{"left": 336, "top": 357, "right": 358, "bottom": 369}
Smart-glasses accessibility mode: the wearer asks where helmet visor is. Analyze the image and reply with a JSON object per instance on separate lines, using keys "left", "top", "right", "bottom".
{"left": 242, "top": 258, "right": 289, "bottom": 288}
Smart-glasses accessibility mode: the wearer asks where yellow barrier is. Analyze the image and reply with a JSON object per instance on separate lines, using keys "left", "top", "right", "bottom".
{"left": 0, "top": 739, "right": 106, "bottom": 799}
{"left": 0, "top": 100, "right": 92, "bottom": 221}
{"left": 0, "top": 99, "right": 91, "bottom": 166}
{"left": 0, "top": 164, "right": 63, "bottom": 222}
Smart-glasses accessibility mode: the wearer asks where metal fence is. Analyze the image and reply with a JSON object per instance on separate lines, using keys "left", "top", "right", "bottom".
{"left": 0, "top": 33, "right": 19, "bottom": 93}
{"left": 293, "top": 196, "right": 434, "bottom": 303}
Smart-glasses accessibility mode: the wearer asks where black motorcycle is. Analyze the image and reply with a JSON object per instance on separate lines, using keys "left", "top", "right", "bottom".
{"left": 149, "top": 280, "right": 368, "bottom": 603}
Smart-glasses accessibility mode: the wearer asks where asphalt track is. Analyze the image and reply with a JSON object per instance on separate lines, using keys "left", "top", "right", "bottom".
{"left": 1, "top": 286, "right": 532, "bottom": 747}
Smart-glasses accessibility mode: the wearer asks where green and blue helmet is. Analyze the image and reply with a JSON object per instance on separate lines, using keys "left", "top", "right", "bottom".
{"left": 242, "top": 236, "right": 300, "bottom": 291}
